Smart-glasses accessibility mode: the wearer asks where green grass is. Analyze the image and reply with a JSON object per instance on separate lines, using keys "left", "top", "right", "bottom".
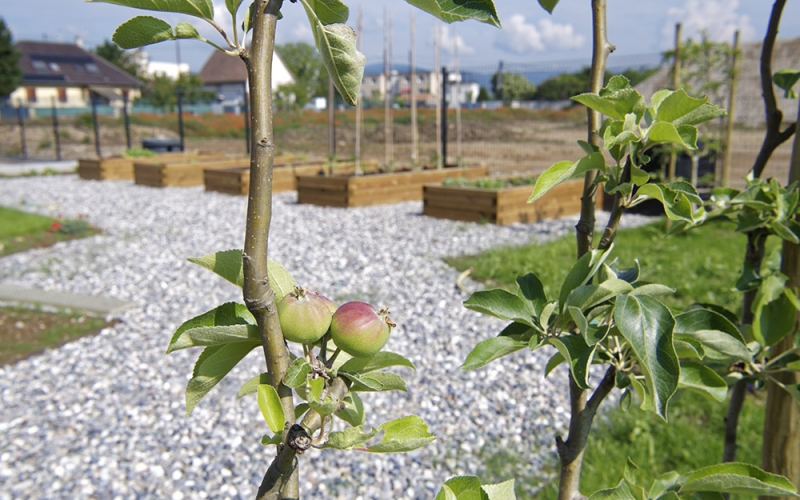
{"left": 447, "top": 220, "right": 780, "bottom": 315}
{"left": 446, "top": 220, "right": 774, "bottom": 498}
{"left": 0, "top": 206, "right": 98, "bottom": 256}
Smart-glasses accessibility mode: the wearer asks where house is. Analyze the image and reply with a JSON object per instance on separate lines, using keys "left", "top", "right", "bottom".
{"left": 198, "top": 49, "right": 294, "bottom": 114}
{"left": 8, "top": 40, "right": 142, "bottom": 117}
{"left": 360, "top": 64, "right": 478, "bottom": 107}
{"left": 635, "top": 36, "right": 800, "bottom": 127}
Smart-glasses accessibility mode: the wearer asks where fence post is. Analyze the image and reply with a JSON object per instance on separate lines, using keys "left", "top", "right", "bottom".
{"left": 91, "top": 91, "right": 102, "bottom": 157}
{"left": 123, "top": 91, "right": 132, "bottom": 150}
{"left": 721, "top": 30, "right": 740, "bottom": 188}
{"left": 497, "top": 60, "right": 504, "bottom": 102}
{"left": 51, "top": 97, "right": 62, "bottom": 161}
{"left": 176, "top": 87, "right": 185, "bottom": 152}
{"left": 441, "top": 67, "right": 448, "bottom": 167}
{"left": 17, "top": 103, "right": 28, "bottom": 159}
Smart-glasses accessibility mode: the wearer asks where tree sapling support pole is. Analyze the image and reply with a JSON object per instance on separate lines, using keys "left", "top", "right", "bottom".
{"left": 441, "top": 67, "right": 448, "bottom": 168}
{"left": 123, "top": 91, "right": 132, "bottom": 150}
{"left": 721, "top": 30, "right": 740, "bottom": 188}
{"left": 51, "top": 97, "right": 61, "bottom": 161}
{"left": 17, "top": 103, "right": 27, "bottom": 159}
{"left": 176, "top": 88, "right": 185, "bottom": 152}
{"left": 90, "top": 92, "right": 102, "bottom": 157}
{"left": 667, "top": 23, "right": 682, "bottom": 183}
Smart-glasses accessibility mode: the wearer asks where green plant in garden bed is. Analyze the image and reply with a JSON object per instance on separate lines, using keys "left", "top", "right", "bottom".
{"left": 443, "top": 176, "right": 539, "bottom": 189}
{"left": 0, "top": 206, "right": 98, "bottom": 256}
{"left": 122, "top": 147, "right": 157, "bottom": 158}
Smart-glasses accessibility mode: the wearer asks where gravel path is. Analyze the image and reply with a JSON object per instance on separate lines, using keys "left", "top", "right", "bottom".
{"left": 0, "top": 176, "right": 651, "bottom": 499}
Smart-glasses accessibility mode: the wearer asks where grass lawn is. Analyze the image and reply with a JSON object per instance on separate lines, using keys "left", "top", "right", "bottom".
{"left": 1, "top": 205, "right": 110, "bottom": 365}
{"left": 0, "top": 205, "right": 98, "bottom": 257}
{"left": 446, "top": 220, "right": 774, "bottom": 499}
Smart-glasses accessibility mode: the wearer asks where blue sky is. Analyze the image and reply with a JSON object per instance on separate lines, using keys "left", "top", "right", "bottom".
{"left": 4, "top": 0, "right": 800, "bottom": 73}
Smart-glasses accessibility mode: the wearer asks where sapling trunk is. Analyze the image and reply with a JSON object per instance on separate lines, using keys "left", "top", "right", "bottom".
{"left": 241, "top": 1, "right": 298, "bottom": 497}
{"left": 559, "top": 1, "right": 615, "bottom": 499}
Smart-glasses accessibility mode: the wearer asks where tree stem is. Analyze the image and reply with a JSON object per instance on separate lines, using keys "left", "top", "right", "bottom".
{"left": 723, "top": 378, "right": 748, "bottom": 463}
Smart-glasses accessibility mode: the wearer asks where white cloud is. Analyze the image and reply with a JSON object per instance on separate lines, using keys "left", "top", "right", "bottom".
{"left": 662, "top": 0, "right": 757, "bottom": 46}
{"left": 439, "top": 26, "right": 475, "bottom": 56}
{"left": 495, "top": 14, "right": 585, "bottom": 54}
{"left": 291, "top": 21, "right": 314, "bottom": 41}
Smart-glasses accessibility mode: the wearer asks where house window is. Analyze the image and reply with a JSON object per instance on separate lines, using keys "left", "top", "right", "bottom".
{"left": 32, "top": 60, "right": 48, "bottom": 72}
{"left": 58, "top": 88, "right": 67, "bottom": 103}
{"left": 85, "top": 63, "right": 100, "bottom": 74}
{"left": 49, "top": 62, "right": 61, "bottom": 72}
{"left": 74, "top": 64, "right": 85, "bottom": 73}
{"left": 26, "top": 87, "right": 37, "bottom": 103}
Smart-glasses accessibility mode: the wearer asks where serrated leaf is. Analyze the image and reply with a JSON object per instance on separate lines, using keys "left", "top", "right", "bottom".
{"left": 186, "top": 324, "right": 260, "bottom": 348}
{"left": 680, "top": 463, "right": 799, "bottom": 496}
{"left": 300, "top": 0, "right": 364, "bottom": 106}
{"left": 261, "top": 432, "right": 283, "bottom": 446}
{"left": 322, "top": 425, "right": 378, "bottom": 450}
{"left": 646, "top": 122, "right": 697, "bottom": 149}
{"left": 238, "top": 372, "right": 270, "bottom": 398}
{"left": 284, "top": 357, "right": 313, "bottom": 388}
{"left": 335, "top": 392, "right": 365, "bottom": 426}
{"left": 187, "top": 250, "right": 294, "bottom": 299}
{"left": 654, "top": 89, "right": 710, "bottom": 124}
{"left": 648, "top": 471, "right": 682, "bottom": 499}
{"left": 548, "top": 334, "right": 597, "bottom": 389}
{"left": 629, "top": 283, "right": 675, "bottom": 297}
{"left": 88, "top": 0, "right": 214, "bottom": 20}
{"left": 168, "top": 302, "right": 255, "bottom": 353}
{"left": 343, "top": 372, "right": 408, "bottom": 392}
{"left": 339, "top": 351, "right": 416, "bottom": 374}
{"left": 174, "top": 22, "right": 201, "bottom": 39}
{"left": 309, "top": 399, "right": 340, "bottom": 416}
{"left": 568, "top": 306, "right": 589, "bottom": 337}
{"left": 545, "top": 351, "right": 565, "bottom": 377}
{"left": 559, "top": 247, "right": 613, "bottom": 308}
{"left": 588, "top": 480, "right": 635, "bottom": 500}
{"left": 565, "top": 278, "right": 634, "bottom": 312}
{"left": 573, "top": 87, "right": 645, "bottom": 121}
{"left": 529, "top": 153, "right": 605, "bottom": 203}
{"left": 462, "top": 336, "right": 528, "bottom": 370}
{"left": 482, "top": 479, "right": 517, "bottom": 500}
{"left": 679, "top": 361, "right": 728, "bottom": 402}
{"left": 303, "top": 0, "right": 349, "bottom": 24}
{"left": 435, "top": 476, "right": 483, "bottom": 500}
{"left": 516, "top": 273, "right": 548, "bottom": 317}
{"left": 186, "top": 342, "right": 259, "bottom": 415}
{"left": 366, "top": 415, "right": 435, "bottom": 453}
{"left": 635, "top": 184, "right": 694, "bottom": 222}
{"left": 464, "top": 289, "right": 534, "bottom": 326}
{"left": 112, "top": 16, "right": 175, "bottom": 48}
{"left": 405, "top": 0, "right": 500, "bottom": 27}
{"left": 674, "top": 309, "right": 750, "bottom": 362}
{"left": 614, "top": 294, "right": 679, "bottom": 419}
{"left": 257, "top": 384, "right": 285, "bottom": 433}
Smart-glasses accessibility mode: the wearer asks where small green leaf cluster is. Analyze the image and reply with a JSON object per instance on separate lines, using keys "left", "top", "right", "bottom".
{"left": 461, "top": 244, "right": 762, "bottom": 419}
{"left": 588, "top": 459, "right": 798, "bottom": 499}
{"left": 529, "top": 76, "right": 725, "bottom": 223}
{"left": 435, "top": 475, "right": 517, "bottom": 500}
{"left": 773, "top": 68, "right": 800, "bottom": 99}
{"left": 167, "top": 249, "right": 433, "bottom": 455}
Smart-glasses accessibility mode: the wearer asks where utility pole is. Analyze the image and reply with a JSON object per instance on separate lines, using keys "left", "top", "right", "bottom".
{"left": 383, "top": 7, "right": 393, "bottom": 169}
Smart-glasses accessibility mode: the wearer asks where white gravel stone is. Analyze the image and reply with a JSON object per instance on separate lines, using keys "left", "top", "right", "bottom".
{"left": 0, "top": 176, "right": 653, "bottom": 499}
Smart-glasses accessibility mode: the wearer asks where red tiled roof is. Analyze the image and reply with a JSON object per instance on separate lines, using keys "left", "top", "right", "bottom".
{"left": 16, "top": 40, "right": 142, "bottom": 88}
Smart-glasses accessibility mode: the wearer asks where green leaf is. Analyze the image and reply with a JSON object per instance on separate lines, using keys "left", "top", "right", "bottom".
{"left": 648, "top": 471, "right": 681, "bottom": 499}
{"left": 646, "top": 122, "right": 698, "bottom": 149}
{"left": 537, "top": 0, "right": 559, "bottom": 13}
{"left": 345, "top": 372, "right": 408, "bottom": 392}
{"left": 168, "top": 302, "right": 255, "bottom": 353}
{"left": 545, "top": 351, "right": 565, "bottom": 377}
{"left": 588, "top": 480, "right": 635, "bottom": 500}
{"left": 257, "top": 384, "right": 285, "bottom": 433}
{"left": 565, "top": 278, "right": 634, "bottom": 312}
{"left": 225, "top": 0, "right": 243, "bottom": 16}
{"left": 679, "top": 361, "right": 728, "bottom": 402}
{"left": 261, "top": 432, "right": 283, "bottom": 446}
{"left": 322, "top": 425, "right": 378, "bottom": 450}
{"left": 303, "top": 0, "right": 349, "bottom": 24}
{"left": 573, "top": 86, "right": 645, "bottom": 121}
{"left": 404, "top": 0, "right": 501, "bottom": 27}
{"left": 680, "top": 462, "right": 799, "bottom": 497}
{"left": 629, "top": 283, "right": 675, "bottom": 297}
{"left": 654, "top": 89, "right": 710, "bottom": 124}
{"left": 185, "top": 324, "right": 260, "bottom": 348}
{"left": 174, "top": 22, "right": 201, "bottom": 39}
{"left": 464, "top": 289, "right": 534, "bottom": 326}
{"left": 435, "top": 476, "right": 484, "bottom": 500}
{"left": 674, "top": 309, "right": 750, "bottom": 362}
{"left": 335, "top": 392, "right": 365, "bottom": 426}
{"left": 482, "top": 479, "right": 517, "bottom": 500}
{"left": 300, "top": 0, "right": 365, "bottom": 106}
{"left": 461, "top": 336, "right": 528, "bottom": 370}
{"left": 237, "top": 372, "right": 270, "bottom": 398}
{"left": 559, "top": 247, "right": 613, "bottom": 308}
{"left": 112, "top": 16, "right": 176, "bottom": 48}
{"left": 88, "top": 0, "right": 215, "bottom": 20}
{"left": 339, "top": 351, "right": 416, "bottom": 374}
{"left": 186, "top": 342, "right": 259, "bottom": 415}
{"left": 284, "top": 357, "right": 313, "bottom": 388}
{"left": 568, "top": 306, "right": 589, "bottom": 338}
{"left": 548, "top": 334, "right": 597, "bottom": 389}
{"left": 774, "top": 69, "right": 800, "bottom": 99}
{"left": 753, "top": 277, "right": 798, "bottom": 347}
{"left": 366, "top": 415, "right": 435, "bottom": 453}
{"left": 614, "top": 294, "right": 679, "bottom": 419}
{"left": 635, "top": 184, "right": 694, "bottom": 222}
{"left": 516, "top": 273, "right": 548, "bottom": 317}
{"left": 267, "top": 259, "right": 295, "bottom": 300}
{"left": 528, "top": 153, "right": 605, "bottom": 203}
{"left": 188, "top": 249, "right": 245, "bottom": 287}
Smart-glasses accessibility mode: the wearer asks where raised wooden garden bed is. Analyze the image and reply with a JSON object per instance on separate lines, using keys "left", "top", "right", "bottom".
{"left": 133, "top": 156, "right": 256, "bottom": 187}
{"left": 204, "top": 160, "right": 378, "bottom": 195}
{"left": 77, "top": 152, "right": 223, "bottom": 181}
{"left": 296, "top": 165, "right": 490, "bottom": 207}
{"left": 423, "top": 178, "right": 600, "bottom": 225}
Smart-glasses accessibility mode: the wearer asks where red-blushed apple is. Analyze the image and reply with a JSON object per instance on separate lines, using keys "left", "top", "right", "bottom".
{"left": 330, "top": 301, "right": 394, "bottom": 357}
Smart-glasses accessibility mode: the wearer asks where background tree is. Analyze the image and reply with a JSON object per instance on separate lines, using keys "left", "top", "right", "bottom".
{"left": 142, "top": 73, "right": 213, "bottom": 111}
{"left": 93, "top": 39, "right": 142, "bottom": 78}
{"left": 490, "top": 71, "right": 536, "bottom": 103}
{"left": 0, "top": 17, "right": 22, "bottom": 99}
{"left": 534, "top": 66, "right": 657, "bottom": 101}
{"left": 476, "top": 85, "right": 490, "bottom": 102}
{"left": 275, "top": 42, "right": 327, "bottom": 109}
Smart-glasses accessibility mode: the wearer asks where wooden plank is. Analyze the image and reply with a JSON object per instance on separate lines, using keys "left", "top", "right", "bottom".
{"left": 423, "top": 205, "right": 494, "bottom": 223}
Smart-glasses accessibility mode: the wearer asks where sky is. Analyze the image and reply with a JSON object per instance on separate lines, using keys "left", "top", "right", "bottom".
{"left": 4, "top": 0, "right": 800, "bottom": 74}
